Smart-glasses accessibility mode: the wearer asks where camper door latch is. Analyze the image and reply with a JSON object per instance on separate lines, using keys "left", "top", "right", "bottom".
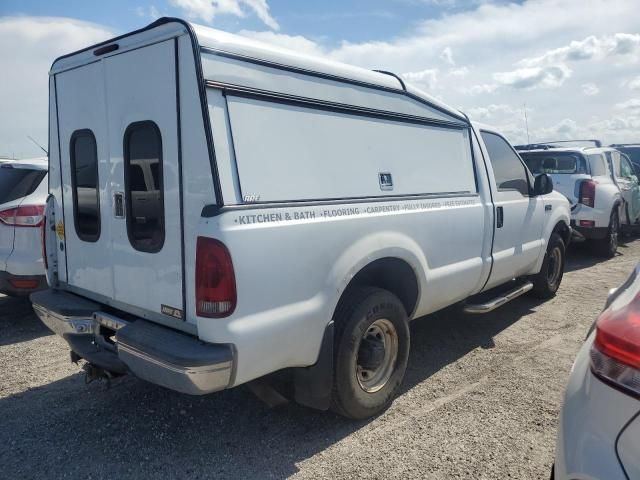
{"left": 113, "top": 192, "right": 125, "bottom": 219}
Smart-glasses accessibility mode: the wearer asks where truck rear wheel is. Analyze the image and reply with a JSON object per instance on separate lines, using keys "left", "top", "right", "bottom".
{"left": 592, "top": 210, "right": 619, "bottom": 258}
{"left": 531, "top": 233, "right": 565, "bottom": 299}
{"left": 331, "top": 287, "right": 409, "bottom": 419}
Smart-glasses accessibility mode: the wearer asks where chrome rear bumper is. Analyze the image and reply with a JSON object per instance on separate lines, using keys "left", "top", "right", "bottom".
{"left": 31, "top": 289, "right": 234, "bottom": 395}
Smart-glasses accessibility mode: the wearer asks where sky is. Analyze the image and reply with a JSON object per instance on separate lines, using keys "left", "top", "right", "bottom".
{"left": 1, "top": 0, "right": 640, "bottom": 158}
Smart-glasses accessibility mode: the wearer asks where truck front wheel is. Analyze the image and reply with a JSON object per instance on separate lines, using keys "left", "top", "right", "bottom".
{"left": 331, "top": 287, "right": 410, "bottom": 419}
{"left": 531, "top": 232, "right": 565, "bottom": 299}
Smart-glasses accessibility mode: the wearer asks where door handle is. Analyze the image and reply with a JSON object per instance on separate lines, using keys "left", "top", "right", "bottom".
{"left": 113, "top": 192, "right": 125, "bottom": 219}
{"left": 496, "top": 206, "right": 504, "bottom": 228}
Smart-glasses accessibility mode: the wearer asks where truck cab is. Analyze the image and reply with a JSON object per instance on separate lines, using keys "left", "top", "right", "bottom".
{"left": 33, "top": 17, "right": 571, "bottom": 419}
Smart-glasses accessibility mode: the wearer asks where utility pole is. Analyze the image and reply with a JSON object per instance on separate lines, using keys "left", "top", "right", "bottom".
{"left": 523, "top": 103, "right": 530, "bottom": 144}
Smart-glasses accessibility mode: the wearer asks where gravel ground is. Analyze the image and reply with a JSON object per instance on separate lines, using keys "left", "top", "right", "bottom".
{"left": 1, "top": 239, "right": 638, "bottom": 479}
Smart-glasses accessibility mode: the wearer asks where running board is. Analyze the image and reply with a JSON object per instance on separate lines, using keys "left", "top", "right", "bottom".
{"left": 463, "top": 281, "right": 533, "bottom": 314}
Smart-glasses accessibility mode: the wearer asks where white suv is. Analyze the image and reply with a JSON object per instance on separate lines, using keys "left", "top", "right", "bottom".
{"left": 519, "top": 145, "right": 640, "bottom": 257}
{"left": 554, "top": 263, "right": 640, "bottom": 480}
{"left": 0, "top": 158, "right": 48, "bottom": 296}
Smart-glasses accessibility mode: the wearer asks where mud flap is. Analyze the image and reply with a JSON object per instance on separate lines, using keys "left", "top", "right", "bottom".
{"left": 293, "top": 321, "right": 334, "bottom": 411}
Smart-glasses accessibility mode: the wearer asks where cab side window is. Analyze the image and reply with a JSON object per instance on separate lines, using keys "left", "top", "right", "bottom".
{"left": 70, "top": 129, "right": 101, "bottom": 242}
{"left": 481, "top": 131, "right": 530, "bottom": 196}
{"left": 123, "top": 121, "right": 164, "bottom": 253}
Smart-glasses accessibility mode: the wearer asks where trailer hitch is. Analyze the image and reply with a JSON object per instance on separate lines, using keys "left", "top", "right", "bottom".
{"left": 82, "top": 362, "right": 115, "bottom": 389}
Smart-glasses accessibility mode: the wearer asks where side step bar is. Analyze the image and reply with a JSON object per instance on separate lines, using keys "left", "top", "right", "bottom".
{"left": 463, "top": 281, "right": 533, "bottom": 314}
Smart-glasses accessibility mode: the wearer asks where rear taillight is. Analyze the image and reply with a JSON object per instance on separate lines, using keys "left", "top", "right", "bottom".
{"left": 591, "top": 291, "right": 640, "bottom": 397}
{"left": 579, "top": 179, "right": 596, "bottom": 207}
{"left": 9, "top": 278, "right": 39, "bottom": 289}
{"left": 195, "top": 237, "right": 236, "bottom": 318}
{"left": 0, "top": 205, "right": 45, "bottom": 227}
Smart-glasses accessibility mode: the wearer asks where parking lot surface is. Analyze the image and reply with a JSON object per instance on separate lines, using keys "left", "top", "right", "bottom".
{"left": 1, "top": 240, "right": 638, "bottom": 479}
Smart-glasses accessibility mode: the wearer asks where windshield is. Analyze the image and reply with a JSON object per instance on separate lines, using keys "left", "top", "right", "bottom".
{"left": 0, "top": 166, "right": 46, "bottom": 205}
{"left": 520, "top": 152, "right": 588, "bottom": 175}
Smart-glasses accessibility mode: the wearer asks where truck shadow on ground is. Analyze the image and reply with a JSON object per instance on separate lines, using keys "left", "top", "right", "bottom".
{"left": 0, "top": 293, "right": 546, "bottom": 479}
{"left": 0, "top": 296, "right": 51, "bottom": 346}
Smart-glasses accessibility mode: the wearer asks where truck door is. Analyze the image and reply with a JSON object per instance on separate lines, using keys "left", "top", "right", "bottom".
{"left": 611, "top": 151, "right": 640, "bottom": 224}
{"left": 480, "top": 131, "right": 546, "bottom": 288}
{"left": 56, "top": 62, "right": 114, "bottom": 299}
{"left": 104, "top": 40, "right": 184, "bottom": 320}
{"left": 56, "top": 39, "right": 184, "bottom": 321}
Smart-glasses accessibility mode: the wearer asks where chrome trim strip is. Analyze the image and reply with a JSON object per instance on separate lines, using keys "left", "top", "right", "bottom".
{"left": 32, "top": 303, "right": 94, "bottom": 336}
{"left": 463, "top": 282, "right": 533, "bottom": 314}
{"left": 117, "top": 342, "right": 233, "bottom": 375}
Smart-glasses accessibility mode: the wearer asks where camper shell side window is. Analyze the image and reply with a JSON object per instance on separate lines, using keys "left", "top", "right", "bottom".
{"left": 123, "top": 121, "right": 165, "bottom": 254}
{"left": 69, "top": 129, "right": 101, "bottom": 242}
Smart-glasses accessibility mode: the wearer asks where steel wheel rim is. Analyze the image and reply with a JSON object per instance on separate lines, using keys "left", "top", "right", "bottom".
{"left": 356, "top": 318, "right": 399, "bottom": 393}
{"left": 547, "top": 247, "right": 562, "bottom": 286}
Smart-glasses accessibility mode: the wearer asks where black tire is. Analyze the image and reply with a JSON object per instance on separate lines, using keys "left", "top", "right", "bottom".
{"left": 331, "top": 287, "right": 409, "bottom": 420}
{"left": 531, "top": 232, "right": 565, "bottom": 299}
{"left": 591, "top": 209, "right": 619, "bottom": 258}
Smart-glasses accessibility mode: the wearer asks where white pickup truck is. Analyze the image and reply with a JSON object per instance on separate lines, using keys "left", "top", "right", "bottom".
{"left": 32, "top": 17, "right": 571, "bottom": 419}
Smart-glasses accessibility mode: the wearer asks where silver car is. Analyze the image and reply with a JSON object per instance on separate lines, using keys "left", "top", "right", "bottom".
{"left": 0, "top": 158, "right": 48, "bottom": 296}
{"left": 554, "top": 263, "right": 640, "bottom": 479}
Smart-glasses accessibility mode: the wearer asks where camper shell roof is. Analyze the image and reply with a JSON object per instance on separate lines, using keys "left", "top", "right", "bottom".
{"left": 49, "top": 17, "right": 465, "bottom": 122}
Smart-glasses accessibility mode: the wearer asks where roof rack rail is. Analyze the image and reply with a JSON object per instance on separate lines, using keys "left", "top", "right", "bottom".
{"left": 372, "top": 70, "right": 406, "bottom": 91}
{"left": 539, "top": 139, "right": 602, "bottom": 147}
{"left": 513, "top": 144, "right": 556, "bottom": 151}
{"left": 610, "top": 143, "right": 640, "bottom": 147}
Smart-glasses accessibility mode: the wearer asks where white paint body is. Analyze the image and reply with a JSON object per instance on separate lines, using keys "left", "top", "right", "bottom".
{"left": 0, "top": 159, "right": 48, "bottom": 278}
{"left": 47, "top": 19, "right": 570, "bottom": 387}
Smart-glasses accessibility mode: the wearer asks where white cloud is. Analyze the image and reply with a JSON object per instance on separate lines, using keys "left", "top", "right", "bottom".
{"left": 628, "top": 76, "right": 640, "bottom": 91}
{"left": 401, "top": 69, "right": 439, "bottom": 90}
{"left": 236, "top": 30, "right": 325, "bottom": 56}
{"left": 0, "top": 16, "right": 114, "bottom": 158}
{"left": 467, "top": 104, "right": 522, "bottom": 120}
{"left": 494, "top": 64, "right": 572, "bottom": 90}
{"left": 440, "top": 46, "right": 455, "bottom": 66}
{"left": 170, "top": 0, "right": 279, "bottom": 30}
{"left": 464, "top": 83, "right": 498, "bottom": 95}
{"left": 448, "top": 66, "right": 469, "bottom": 77}
{"left": 581, "top": 82, "right": 599, "bottom": 96}
{"left": 616, "top": 99, "right": 640, "bottom": 110}
{"left": 136, "top": 5, "right": 161, "bottom": 20}
{"left": 517, "top": 33, "right": 640, "bottom": 68}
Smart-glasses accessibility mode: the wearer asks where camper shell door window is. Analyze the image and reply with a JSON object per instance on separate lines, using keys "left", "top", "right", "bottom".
{"left": 69, "top": 129, "right": 101, "bottom": 242}
{"left": 123, "top": 121, "right": 165, "bottom": 253}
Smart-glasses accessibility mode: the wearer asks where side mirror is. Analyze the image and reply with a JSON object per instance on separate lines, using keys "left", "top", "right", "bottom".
{"left": 533, "top": 173, "right": 553, "bottom": 196}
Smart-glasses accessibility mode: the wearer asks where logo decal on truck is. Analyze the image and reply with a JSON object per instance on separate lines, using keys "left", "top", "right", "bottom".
{"left": 161, "top": 304, "right": 184, "bottom": 320}
{"left": 55, "top": 221, "right": 65, "bottom": 240}
{"left": 379, "top": 172, "right": 393, "bottom": 191}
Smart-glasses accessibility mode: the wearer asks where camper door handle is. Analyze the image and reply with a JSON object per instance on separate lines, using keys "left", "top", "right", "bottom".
{"left": 496, "top": 206, "right": 504, "bottom": 228}
{"left": 113, "top": 192, "right": 125, "bottom": 219}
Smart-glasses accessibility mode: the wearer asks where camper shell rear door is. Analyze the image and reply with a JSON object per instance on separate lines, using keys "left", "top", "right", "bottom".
{"left": 53, "top": 38, "right": 187, "bottom": 329}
